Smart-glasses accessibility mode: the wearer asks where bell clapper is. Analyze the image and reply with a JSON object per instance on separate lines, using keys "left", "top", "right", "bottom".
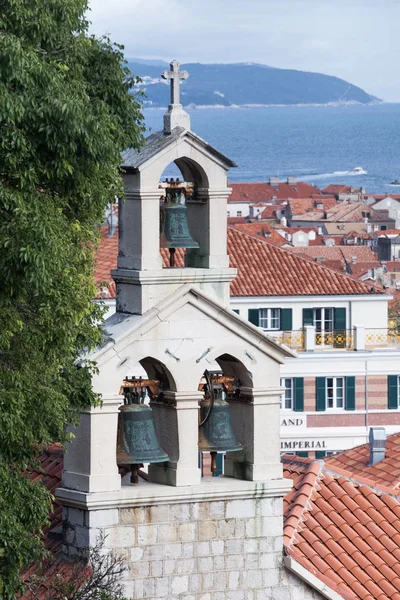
{"left": 169, "top": 247, "right": 176, "bottom": 267}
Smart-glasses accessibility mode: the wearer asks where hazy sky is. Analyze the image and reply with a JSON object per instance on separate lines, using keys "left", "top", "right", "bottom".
{"left": 88, "top": 0, "right": 400, "bottom": 101}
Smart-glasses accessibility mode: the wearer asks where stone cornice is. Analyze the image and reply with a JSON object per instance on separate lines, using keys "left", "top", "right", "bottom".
{"left": 111, "top": 267, "right": 237, "bottom": 286}
{"left": 56, "top": 477, "right": 293, "bottom": 511}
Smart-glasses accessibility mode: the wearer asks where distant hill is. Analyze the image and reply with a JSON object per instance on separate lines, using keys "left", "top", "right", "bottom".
{"left": 126, "top": 60, "right": 380, "bottom": 107}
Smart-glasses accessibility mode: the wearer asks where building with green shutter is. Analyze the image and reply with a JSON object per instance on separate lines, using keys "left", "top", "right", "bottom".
{"left": 227, "top": 228, "right": 400, "bottom": 458}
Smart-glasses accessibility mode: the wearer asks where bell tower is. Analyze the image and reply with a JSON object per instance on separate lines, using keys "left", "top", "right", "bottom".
{"left": 111, "top": 60, "right": 237, "bottom": 315}
{"left": 57, "top": 61, "right": 299, "bottom": 599}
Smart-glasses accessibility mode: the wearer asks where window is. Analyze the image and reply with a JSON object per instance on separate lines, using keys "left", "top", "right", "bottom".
{"left": 388, "top": 375, "right": 400, "bottom": 409}
{"left": 259, "top": 308, "right": 280, "bottom": 330}
{"left": 227, "top": 211, "right": 231, "bottom": 217}
{"left": 381, "top": 225, "right": 387, "bottom": 231}
{"left": 314, "top": 308, "right": 333, "bottom": 345}
{"left": 326, "top": 377, "right": 345, "bottom": 409}
{"left": 237, "top": 211, "right": 242, "bottom": 217}
{"left": 281, "top": 378, "right": 293, "bottom": 410}
{"left": 316, "top": 376, "right": 354, "bottom": 411}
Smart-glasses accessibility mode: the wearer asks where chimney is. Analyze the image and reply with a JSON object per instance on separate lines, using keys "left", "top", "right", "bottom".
{"left": 369, "top": 427, "right": 386, "bottom": 465}
{"left": 351, "top": 256, "right": 357, "bottom": 264}
{"left": 287, "top": 177, "right": 297, "bottom": 185}
{"left": 317, "top": 226, "right": 323, "bottom": 236}
{"left": 269, "top": 177, "right": 280, "bottom": 186}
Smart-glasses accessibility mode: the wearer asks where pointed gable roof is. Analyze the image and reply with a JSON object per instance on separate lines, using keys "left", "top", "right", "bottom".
{"left": 122, "top": 127, "right": 237, "bottom": 171}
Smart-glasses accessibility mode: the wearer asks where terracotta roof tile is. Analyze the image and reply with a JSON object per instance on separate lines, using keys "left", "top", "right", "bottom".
{"left": 228, "top": 181, "right": 321, "bottom": 202}
{"left": 283, "top": 445, "right": 400, "bottom": 600}
{"left": 95, "top": 225, "right": 386, "bottom": 299}
{"left": 325, "top": 432, "right": 400, "bottom": 487}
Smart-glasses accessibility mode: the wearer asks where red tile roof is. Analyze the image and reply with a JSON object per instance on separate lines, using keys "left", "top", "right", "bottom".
{"left": 288, "top": 197, "right": 337, "bottom": 215}
{"left": 259, "top": 205, "right": 281, "bottom": 220}
{"left": 322, "top": 185, "right": 361, "bottom": 195}
{"left": 325, "top": 432, "right": 400, "bottom": 488}
{"left": 227, "top": 228, "right": 384, "bottom": 297}
{"left": 230, "top": 222, "right": 289, "bottom": 247}
{"left": 228, "top": 181, "right": 321, "bottom": 203}
{"left": 288, "top": 246, "right": 378, "bottom": 263}
{"left": 283, "top": 448, "right": 400, "bottom": 600}
{"left": 95, "top": 226, "right": 386, "bottom": 298}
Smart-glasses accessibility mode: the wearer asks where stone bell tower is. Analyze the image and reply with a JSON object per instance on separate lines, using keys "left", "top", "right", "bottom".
{"left": 57, "top": 61, "right": 301, "bottom": 599}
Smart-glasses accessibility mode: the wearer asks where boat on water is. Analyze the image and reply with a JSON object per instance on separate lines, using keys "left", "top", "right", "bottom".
{"left": 350, "top": 166, "right": 364, "bottom": 174}
{"left": 391, "top": 179, "right": 400, "bottom": 185}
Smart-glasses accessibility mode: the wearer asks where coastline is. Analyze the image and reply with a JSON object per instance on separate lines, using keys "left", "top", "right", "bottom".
{"left": 144, "top": 100, "right": 385, "bottom": 110}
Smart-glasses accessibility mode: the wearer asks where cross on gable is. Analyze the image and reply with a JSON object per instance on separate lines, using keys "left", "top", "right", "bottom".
{"left": 161, "top": 60, "right": 189, "bottom": 106}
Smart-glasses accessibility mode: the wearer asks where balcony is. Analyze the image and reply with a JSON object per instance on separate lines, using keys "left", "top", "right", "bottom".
{"left": 268, "top": 326, "right": 400, "bottom": 352}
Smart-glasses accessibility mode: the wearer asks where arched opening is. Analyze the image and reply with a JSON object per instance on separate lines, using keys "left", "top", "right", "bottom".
{"left": 198, "top": 356, "right": 253, "bottom": 478}
{"left": 158, "top": 157, "right": 210, "bottom": 269}
{"left": 116, "top": 357, "right": 176, "bottom": 486}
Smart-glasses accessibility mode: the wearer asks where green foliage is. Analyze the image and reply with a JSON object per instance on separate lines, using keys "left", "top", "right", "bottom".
{"left": 25, "top": 534, "right": 129, "bottom": 600}
{"left": 0, "top": 0, "right": 144, "bottom": 596}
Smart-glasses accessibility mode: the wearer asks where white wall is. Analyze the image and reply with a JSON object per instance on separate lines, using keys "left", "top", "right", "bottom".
{"left": 226, "top": 202, "right": 251, "bottom": 217}
{"left": 230, "top": 295, "right": 389, "bottom": 332}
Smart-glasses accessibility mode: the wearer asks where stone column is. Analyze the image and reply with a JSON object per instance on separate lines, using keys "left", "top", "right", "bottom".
{"left": 354, "top": 325, "right": 365, "bottom": 351}
{"left": 225, "top": 387, "right": 283, "bottom": 481}
{"left": 148, "top": 391, "right": 202, "bottom": 486}
{"left": 62, "top": 396, "right": 122, "bottom": 493}
{"left": 117, "top": 188, "right": 162, "bottom": 272}
{"left": 304, "top": 325, "right": 316, "bottom": 352}
{"left": 186, "top": 188, "right": 231, "bottom": 269}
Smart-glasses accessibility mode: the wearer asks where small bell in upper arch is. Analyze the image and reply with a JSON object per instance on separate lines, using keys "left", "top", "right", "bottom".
{"left": 160, "top": 183, "right": 199, "bottom": 266}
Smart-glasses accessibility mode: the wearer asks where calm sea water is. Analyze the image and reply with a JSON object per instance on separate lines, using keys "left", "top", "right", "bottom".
{"left": 144, "top": 104, "right": 400, "bottom": 194}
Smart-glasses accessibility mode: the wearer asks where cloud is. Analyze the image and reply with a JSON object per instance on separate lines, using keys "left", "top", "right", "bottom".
{"left": 88, "top": 0, "right": 400, "bottom": 100}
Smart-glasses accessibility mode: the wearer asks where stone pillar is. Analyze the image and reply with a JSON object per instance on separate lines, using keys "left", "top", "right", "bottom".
{"left": 62, "top": 396, "right": 122, "bottom": 493}
{"left": 354, "top": 325, "right": 365, "bottom": 351}
{"left": 149, "top": 391, "right": 202, "bottom": 486}
{"left": 117, "top": 188, "right": 162, "bottom": 272}
{"left": 225, "top": 387, "right": 283, "bottom": 481}
{"left": 186, "top": 188, "right": 231, "bottom": 270}
{"left": 304, "top": 325, "right": 316, "bottom": 352}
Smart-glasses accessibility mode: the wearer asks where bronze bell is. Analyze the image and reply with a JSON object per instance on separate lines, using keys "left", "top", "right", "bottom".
{"left": 198, "top": 373, "right": 242, "bottom": 475}
{"left": 160, "top": 181, "right": 199, "bottom": 266}
{"left": 117, "top": 381, "right": 168, "bottom": 483}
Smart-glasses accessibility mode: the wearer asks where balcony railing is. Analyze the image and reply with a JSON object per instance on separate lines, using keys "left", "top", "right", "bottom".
{"left": 267, "top": 326, "right": 400, "bottom": 352}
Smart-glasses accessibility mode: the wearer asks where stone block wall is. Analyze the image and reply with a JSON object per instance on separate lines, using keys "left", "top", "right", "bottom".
{"left": 63, "top": 497, "right": 323, "bottom": 600}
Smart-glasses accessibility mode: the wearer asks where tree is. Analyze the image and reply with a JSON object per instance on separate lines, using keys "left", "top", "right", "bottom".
{"left": 0, "top": 1, "right": 144, "bottom": 596}
{"left": 24, "top": 535, "right": 130, "bottom": 600}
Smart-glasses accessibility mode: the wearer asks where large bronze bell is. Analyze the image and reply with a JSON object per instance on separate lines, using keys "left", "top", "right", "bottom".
{"left": 160, "top": 180, "right": 199, "bottom": 266}
{"left": 117, "top": 379, "right": 168, "bottom": 483}
{"left": 198, "top": 372, "right": 242, "bottom": 475}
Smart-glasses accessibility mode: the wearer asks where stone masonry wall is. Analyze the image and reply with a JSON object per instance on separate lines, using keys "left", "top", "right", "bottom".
{"left": 63, "top": 498, "right": 323, "bottom": 600}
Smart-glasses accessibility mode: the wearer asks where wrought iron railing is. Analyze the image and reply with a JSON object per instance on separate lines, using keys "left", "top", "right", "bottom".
{"left": 315, "top": 330, "right": 354, "bottom": 349}
{"left": 268, "top": 330, "right": 305, "bottom": 350}
{"left": 267, "top": 325, "right": 400, "bottom": 351}
{"left": 365, "top": 328, "right": 400, "bottom": 348}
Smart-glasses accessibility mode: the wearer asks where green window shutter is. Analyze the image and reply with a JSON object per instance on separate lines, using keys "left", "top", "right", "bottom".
{"left": 281, "top": 308, "right": 292, "bottom": 331}
{"left": 232, "top": 309, "right": 240, "bottom": 315}
{"left": 248, "top": 309, "right": 259, "bottom": 326}
{"left": 334, "top": 308, "right": 346, "bottom": 348}
{"left": 316, "top": 377, "right": 326, "bottom": 411}
{"left": 294, "top": 378, "right": 304, "bottom": 412}
{"left": 316, "top": 451, "right": 326, "bottom": 459}
{"left": 297, "top": 451, "right": 309, "bottom": 458}
{"left": 212, "top": 453, "right": 224, "bottom": 477}
{"left": 345, "top": 376, "right": 356, "bottom": 410}
{"left": 388, "top": 375, "right": 398, "bottom": 409}
{"left": 303, "top": 308, "right": 314, "bottom": 326}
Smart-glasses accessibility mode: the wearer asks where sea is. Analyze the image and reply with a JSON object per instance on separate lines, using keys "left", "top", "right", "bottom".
{"left": 144, "top": 103, "right": 400, "bottom": 194}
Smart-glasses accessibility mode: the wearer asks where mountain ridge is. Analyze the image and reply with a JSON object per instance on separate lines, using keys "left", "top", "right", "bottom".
{"left": 127, "top": 60, "right": 380, "bottom": 107}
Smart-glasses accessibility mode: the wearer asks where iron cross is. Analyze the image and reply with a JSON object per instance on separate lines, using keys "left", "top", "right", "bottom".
{"left": 161, "top": 60, "right": 189, "bottom": 105}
